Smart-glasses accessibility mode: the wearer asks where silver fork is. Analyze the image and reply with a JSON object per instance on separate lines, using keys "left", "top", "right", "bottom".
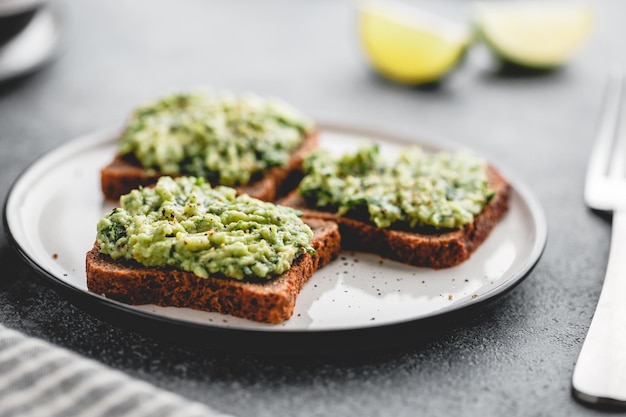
{"left": 572, "top": 72, "right": 626, "bottom": 407}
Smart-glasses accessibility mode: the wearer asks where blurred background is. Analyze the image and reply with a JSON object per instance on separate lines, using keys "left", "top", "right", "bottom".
{"left": 0, "top": 0, "right": 623, "bottom": 416}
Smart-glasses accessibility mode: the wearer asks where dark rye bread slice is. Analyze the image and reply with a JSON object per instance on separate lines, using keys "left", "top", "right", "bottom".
{"left": 100, "top": 130, "right": 319, "bottom": 201}
{"left": 280, "top": 165, "right": 511, "bottom": 269}
{"left": 86, "top": 218, "right": 341, "bottom": 324}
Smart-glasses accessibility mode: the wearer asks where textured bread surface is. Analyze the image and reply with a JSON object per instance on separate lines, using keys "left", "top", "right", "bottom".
{"left": 86, "top": 218, "right": 341, "bottom": 324}
{"left": 280, "top": 165, "right": 511, "bottom": 269}
{"left": 101, "top": 130, "right": 319, "bottom": 201}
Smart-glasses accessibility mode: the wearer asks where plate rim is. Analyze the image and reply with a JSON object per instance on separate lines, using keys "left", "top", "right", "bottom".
{"left": 2, "top": 123, "right": 548, "bottom": 352}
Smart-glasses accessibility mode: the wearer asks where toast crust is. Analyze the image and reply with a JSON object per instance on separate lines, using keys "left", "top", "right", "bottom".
{"left": 86, "top": 218, "right": 341, "bottom": 324}
{"left": 100, "top": 130, "right": 319, "bottom": 201}
{"left": 280, "top": 165, "right": 511, "bottom": 269}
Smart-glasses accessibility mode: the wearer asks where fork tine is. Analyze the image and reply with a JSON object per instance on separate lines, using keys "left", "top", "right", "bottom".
{"left": 586, "top": 71, "right": 624, "bottom": 188}
{"left": 610, "top": 75, "right": 626, "bottom": 178}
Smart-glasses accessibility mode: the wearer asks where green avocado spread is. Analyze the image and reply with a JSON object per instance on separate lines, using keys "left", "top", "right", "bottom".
{"left": 118, "top": 91, "right": 313, "bottom": 186}
{"left": 97, "top": 176, "right": 315, "bottom": 281}
{"left": 299, "top": 144, "right": 495, "bottom": 230}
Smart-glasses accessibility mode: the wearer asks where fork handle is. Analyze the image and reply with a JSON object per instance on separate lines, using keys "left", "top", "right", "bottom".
{"left": 573, "top": 210, "right": 626, "bottom": 406}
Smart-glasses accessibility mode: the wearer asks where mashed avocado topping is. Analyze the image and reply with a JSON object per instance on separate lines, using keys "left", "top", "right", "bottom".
{"left": 97, "top": 176, "right": 315, "bottom": 281}
{"left": 118, "top": 91, "right": 313, "bottom": 186}
{"left": 299, "top": 144, "right": 495, "bottom": 230}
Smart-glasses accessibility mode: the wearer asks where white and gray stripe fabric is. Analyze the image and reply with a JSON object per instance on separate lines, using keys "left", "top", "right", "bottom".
{"left": 0, "top": 325, "right": 233, "bottom": 417}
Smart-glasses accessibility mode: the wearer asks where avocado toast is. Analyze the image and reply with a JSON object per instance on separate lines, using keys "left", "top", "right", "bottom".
{"left": 87, "top": 176, "right": 341, "bottom": 324}
{"left": 100, "top": 90, "right": 318, "bottom": 202}
{"left": 280, "top": 144, "right": 511, "bottom": 268}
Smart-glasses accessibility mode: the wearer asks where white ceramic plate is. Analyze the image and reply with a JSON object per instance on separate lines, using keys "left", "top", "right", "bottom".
{"left": 4, "top": 126, "right": 546, "bottom": 337}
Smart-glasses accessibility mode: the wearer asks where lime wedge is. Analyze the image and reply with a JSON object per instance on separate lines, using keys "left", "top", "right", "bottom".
{"left": 358, "top": 1, "right": 471, "bottom": 84}
{"left": 473, "top": 2, "right": 594, "bottom": 69}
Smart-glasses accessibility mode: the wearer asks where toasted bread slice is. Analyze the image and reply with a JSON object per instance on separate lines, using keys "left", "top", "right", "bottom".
{"left": 100, "top": 130, "right": 319, "bottom": 201}
{"left": 280, "top": 165, "right": 510, "bottom": 269}
{"left": 86, "top": 218, "right": 340, "bottom": 324}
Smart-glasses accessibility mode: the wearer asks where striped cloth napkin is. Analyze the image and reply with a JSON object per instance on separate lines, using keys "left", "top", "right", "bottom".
{"left": 0, "top": 325, "right": 233, "bottom": 417}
